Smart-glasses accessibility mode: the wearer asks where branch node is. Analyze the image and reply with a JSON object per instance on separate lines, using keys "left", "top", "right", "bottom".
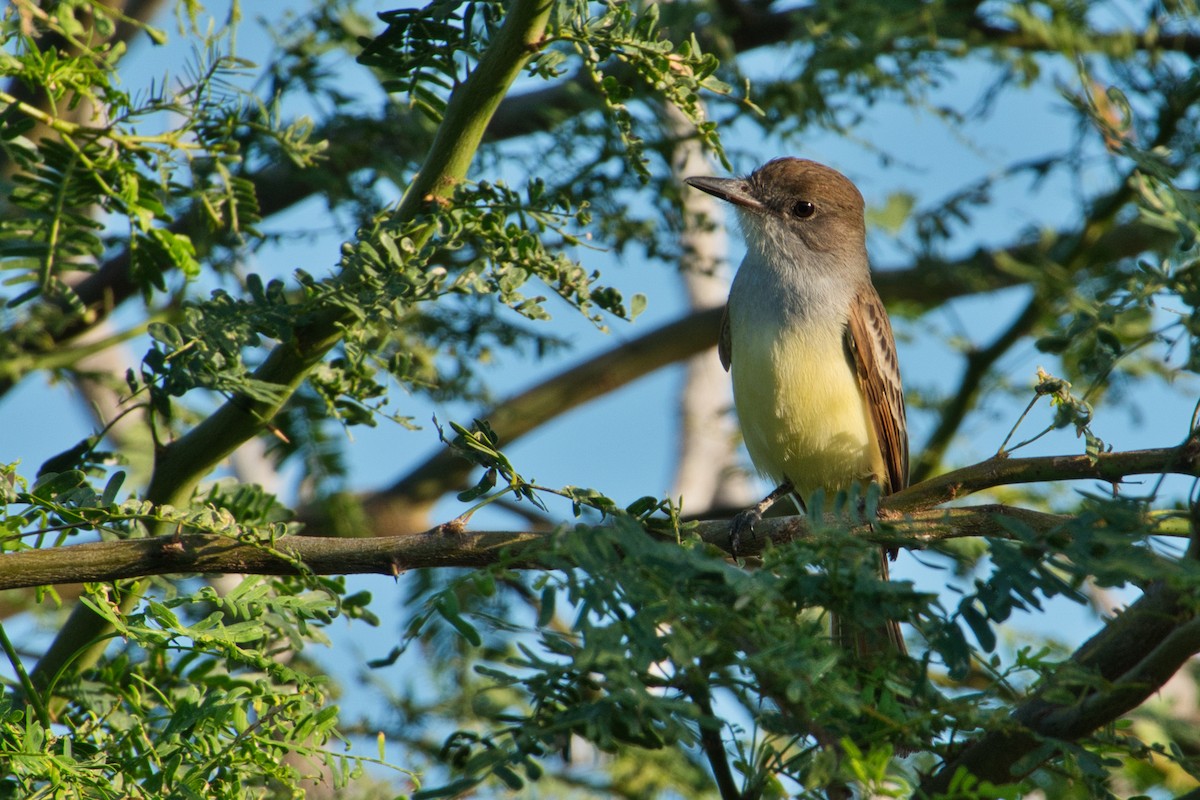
{"left": 439, "top": 518, "right": 467, "bottom": 536}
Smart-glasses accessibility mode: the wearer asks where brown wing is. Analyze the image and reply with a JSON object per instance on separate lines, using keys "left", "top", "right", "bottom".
{"left": 845, "top": 284, "right": 908, "bottom": 493}
{"left": 718, "top": 303, "right": 732, "bottom": 372}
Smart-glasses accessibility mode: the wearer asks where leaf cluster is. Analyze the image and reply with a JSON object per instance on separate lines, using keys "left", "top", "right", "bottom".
{"left": 0, "top": 575, "right": 375, "bottom": 799}
{"left": 392, "top": 483, "right": 1200, "bottom": 797}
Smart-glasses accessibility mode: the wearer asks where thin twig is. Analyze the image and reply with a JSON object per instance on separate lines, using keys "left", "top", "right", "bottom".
{"left": 690, "top": 679, "right": 742, "bottom": 800}
{"left": 914, "top": 296, "right": 1044, "bottom": 483}
{"left": 0, "top": 622, "right": 51, "bottom": 729}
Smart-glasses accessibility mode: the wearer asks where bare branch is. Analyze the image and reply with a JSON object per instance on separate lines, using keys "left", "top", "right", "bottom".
{"left": 0, "top": 504, "right": 1077, "bottom": 592}
{"left": 887, "top": 440, "right": 1200, "bottom": 513}
{"left": 920, "top": 578, "right": 1200, "bottom": 795}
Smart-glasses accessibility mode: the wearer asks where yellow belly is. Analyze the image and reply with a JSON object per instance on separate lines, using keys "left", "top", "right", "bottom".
{"left": 732, "top": 322, "right": 882, "bottom": 500}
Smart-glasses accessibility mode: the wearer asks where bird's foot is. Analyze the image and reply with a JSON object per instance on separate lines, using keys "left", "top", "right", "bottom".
{"left": 728, "top": 481, "right": 796, "bottom": 558}
{"left": 728, "top": 508, "right": 762, "bottom": 558}
{"left": 854, "top": 488, "right": 898, "bottom": 560}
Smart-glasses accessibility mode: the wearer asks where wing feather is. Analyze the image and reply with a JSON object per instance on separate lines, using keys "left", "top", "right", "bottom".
{"left": 845, "top": 285, "right": 908, "bottom": 493}
{"left": 718, "top": 303, "right": 732, "bottom": 372}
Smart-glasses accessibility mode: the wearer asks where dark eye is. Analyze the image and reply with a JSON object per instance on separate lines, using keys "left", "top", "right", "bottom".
{"left": 790, "top": 200, "right": 815, "bottom": 219}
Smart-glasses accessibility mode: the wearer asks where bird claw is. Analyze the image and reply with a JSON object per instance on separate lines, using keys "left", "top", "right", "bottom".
{"left": 728, "top": 508, "right": 762, "bottom": 558}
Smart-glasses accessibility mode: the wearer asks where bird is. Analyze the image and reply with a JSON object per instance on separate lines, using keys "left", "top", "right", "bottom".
{"left": 685, "top": 157, "right": 908, "bottom": 656}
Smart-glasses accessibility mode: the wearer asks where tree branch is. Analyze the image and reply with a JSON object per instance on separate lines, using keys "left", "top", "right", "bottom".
{"left": 919, "top": 502, "right": 1200, "bottom": 793}
{"left": 324, "top": 386, "right": 1200, "bottom": 541}
{"left": 689, "top": 678, "right": 743, "bottom": 800}
{"left": 910, "top": 143, "right": 1154, "bottom": 483}
{"left": 0, "top": 502, "right": 1116, "bottom": 592}
{"left": 919, "top": 578, "right": 1200, "bottom": 795}
{"left": 887, "top": 439, "right": 1200, "bottom": 513}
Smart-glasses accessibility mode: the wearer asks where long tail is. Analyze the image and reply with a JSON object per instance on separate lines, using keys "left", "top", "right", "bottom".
{"left": 830, "top": 547, "right": 907, "bottom": 658}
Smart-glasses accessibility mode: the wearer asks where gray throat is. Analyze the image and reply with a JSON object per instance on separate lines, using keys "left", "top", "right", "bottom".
{"left": 728, "top": 217, "right": 866, "bottom": 329}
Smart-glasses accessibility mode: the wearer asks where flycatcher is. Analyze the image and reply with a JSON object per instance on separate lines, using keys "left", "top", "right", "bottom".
{"left": 685, "top": 157, "right": 907, "bottom": 655}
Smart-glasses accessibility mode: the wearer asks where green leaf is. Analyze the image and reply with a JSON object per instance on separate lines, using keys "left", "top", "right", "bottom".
{"left": 629, "top": 292, "right": 647, "bottom": 320}
{"left": 536, "top": 585, "right": 557, "bottom": 627}
{"left": 435, "top": 598, "right": 482, "bottom": 647}
{"left": 867, "top": 192, "right": 916, "bottom": 233}
{"left": 100, "top": 472, "right": 126, "bottom": 506}
{"left": 960, "top": 602, "right": 997, "bottom": 652}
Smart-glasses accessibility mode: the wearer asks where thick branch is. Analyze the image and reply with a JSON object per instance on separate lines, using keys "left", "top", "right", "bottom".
{"left": 0, "top": 505, "right": 1074, "bottom": 592}
{"left": 920, "top": 504, "right": 1200, "bottom": 793}
{"left": 919, "top": 579, "right": 1200, "bottom": 795}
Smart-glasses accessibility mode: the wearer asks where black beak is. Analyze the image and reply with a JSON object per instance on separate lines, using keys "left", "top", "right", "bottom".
{"left": 684, "top": 176, "right": 763, "bottom": 211}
